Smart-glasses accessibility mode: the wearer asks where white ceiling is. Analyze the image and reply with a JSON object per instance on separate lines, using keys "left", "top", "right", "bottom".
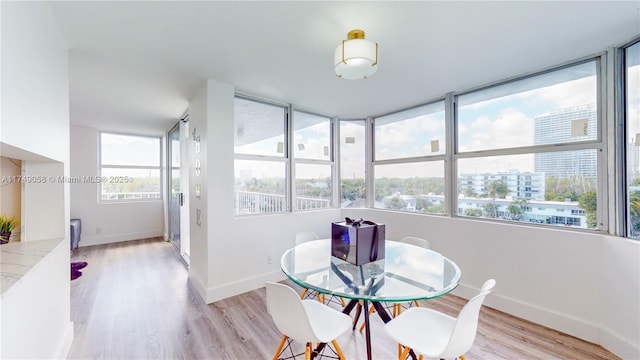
{"left": 48, "top": 1, "right": 640, "bottom": 135}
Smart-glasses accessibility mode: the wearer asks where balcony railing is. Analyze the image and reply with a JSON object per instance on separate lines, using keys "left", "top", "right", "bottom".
{"left": 102, "top": 192, "right": 161, "bottom": 201}
{"left": 235, "top": 190, "right": 330, "bottom": 215}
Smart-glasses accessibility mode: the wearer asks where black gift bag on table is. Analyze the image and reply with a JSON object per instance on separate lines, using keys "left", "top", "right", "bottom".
{"left": 331, "top": 217, "right": 385, "bottom": 266}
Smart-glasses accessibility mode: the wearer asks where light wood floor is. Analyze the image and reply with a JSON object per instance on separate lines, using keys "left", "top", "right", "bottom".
{"left": 68, "top": 237, "right": 620, "bottom": 360}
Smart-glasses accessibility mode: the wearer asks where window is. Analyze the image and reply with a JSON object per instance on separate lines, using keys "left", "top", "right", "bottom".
{"left": 234, "top": 97, "right": 288, "bottom": 215}
{"left": 293, "top": 110, "right": 333, "bottom": 210}
{"left": 625, "top": 40, "right": 640, "bottom": 238}
{"left": 99, "top": 133, "right": 161, "bottom": 201}
{"left": 373, "top": 101, "right": 447, "bottom": 214}
{"left": 340, "top": 120, "right": 366, "bottom": 208}
{"left": 456, "top": 60, "right": 601, "bottom": 229}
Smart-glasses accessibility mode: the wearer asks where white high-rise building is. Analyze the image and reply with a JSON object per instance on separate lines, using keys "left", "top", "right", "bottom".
{"left": 534, "top": 104, "right": 597, "bottom": 178}
{"left": 459, "top": 170, "right": 545, "bottom": 200}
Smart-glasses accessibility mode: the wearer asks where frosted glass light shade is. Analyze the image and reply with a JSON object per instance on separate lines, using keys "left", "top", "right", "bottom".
{"left": 334, "top": 38, "right": 378, "bottom": 79}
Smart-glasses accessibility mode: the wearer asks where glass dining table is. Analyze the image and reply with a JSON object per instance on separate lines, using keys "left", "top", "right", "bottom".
{"left": 280, "top": 239, "right": 461, "bottom": 360}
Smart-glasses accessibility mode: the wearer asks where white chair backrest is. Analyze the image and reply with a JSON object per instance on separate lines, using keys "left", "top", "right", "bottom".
{"left": 400, "top": 236, "right": 430, "bottom": 249}
{"left": 440, "top": 279, "right": 496, "bottom": 359}
{"left": 265, "top": 282, "right": 318, "bottom": 343}
{"left": 295, "top": 231, "right": 319, "bottom": 245}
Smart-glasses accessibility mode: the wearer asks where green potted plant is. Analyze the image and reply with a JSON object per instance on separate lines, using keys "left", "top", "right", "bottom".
{"left": 0, "top": 215, "right": 18, "bottom": 244}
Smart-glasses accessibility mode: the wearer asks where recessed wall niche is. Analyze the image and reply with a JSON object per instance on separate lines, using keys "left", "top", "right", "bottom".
{"left": 0, "top": 143, "right": 65, "bottom": 242}
{"left": 0, "top": 156, "right": 22, "bottom": 242}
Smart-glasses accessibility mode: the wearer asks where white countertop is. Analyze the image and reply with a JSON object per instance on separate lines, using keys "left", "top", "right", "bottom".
{"left": 1, "top": 238, "right": 64, "bottom": 297}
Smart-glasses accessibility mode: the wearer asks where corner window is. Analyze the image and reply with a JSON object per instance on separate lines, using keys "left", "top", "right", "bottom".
{"left": 99, "top": 133, "right": 161, "bottom": 201}
{"left": 456, "top": 60, "right": 601, "bottom": 229}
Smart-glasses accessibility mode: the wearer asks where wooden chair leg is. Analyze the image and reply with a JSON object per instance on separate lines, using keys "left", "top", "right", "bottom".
{"left": 300, "top": 289, "right": 308, "bottom": 299}
{"left": 358, "top": 305, "right": 377, "bottom": 333}
{"left": 272, "top": 335, "right": 288, "bottom": 360}
{"left": 413, "top": 300, "right": 420, "bottom": 307}
{"left": 318, "top": 292, "right": 326, "bottom": 304}
{"left": 305, "top": 342, "right": 312, "bottom": 360}
{"left": 459, "top": 356, "right": 466, "bottom": 360}
{"left": 331, "top": 340, "right": 347, "bottom": 360}
{"left": 339, "top": 297, "right": 347, "bottom": 307}
{"left": 395, "top": 303, "right": 403, "bottom": 317}
{"left": 399, "top": 345, "right": 411, "bottom": 360}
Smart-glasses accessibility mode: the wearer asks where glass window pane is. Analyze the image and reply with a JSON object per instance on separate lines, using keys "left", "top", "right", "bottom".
{"left": 100, "top": 168, "right": 161, "bottom": 201}
{"left": 375, "top": 101, "right": 446, "bottom": 160}
{"left": 234, "top": 97, "right": 286, "bottom": 157}
{"left": 374, "top": 161, "right": 445, "bottom": 214}
{"left": 294, "top": 111, "right": 331, "bottom": 160}
{"left": 457, "top": 150, "right": 597, "bottom": 229}
{"left": 170, "top": 130, "right": 180, "bottom": 168}
{"left": 295, "top": 163, "right": 332, "bottom": 210}
{"left": 457, "top": 61, "right": 598, "bottom": 152}
{"left": 234, "top": 159, "right": 286, "bottom": 215}
{"left": 340, "top": 120, "right": 366, "bottom": 208}
{"left": 626, "top": 41, "right": 640, "bottom": 238}
{"left": 101, "top": 133, "right": 160, "bottom": 166}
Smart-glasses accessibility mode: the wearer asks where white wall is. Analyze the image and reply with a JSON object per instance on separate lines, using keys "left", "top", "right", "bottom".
{"left": 342, "top": 208, "right": 640, "bottom": 359}
{"left": 1, "top": 2, "right": 69, "bottom": 164}
{"left": 1, "top": 240, "right": 74, "bottom": 359}
{"left": 186, "top": 80, "right": 211, "bottom": 297}
{"left": 0, "top": 1, "right": 72, "bottom": 358}
{"left": 188, "top": 79, "right": 342, "bottom": 303}
{"left": 22, "top": 162, "right": 65, "bottom": 241}
{"left": 69, "top": 125, "right": 164, "bottom": 246}
{"left": 601, "top": 236, "right": 640, "bottom": 359}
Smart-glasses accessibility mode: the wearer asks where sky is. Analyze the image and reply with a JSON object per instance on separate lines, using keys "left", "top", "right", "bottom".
{"left": 101, "top": 133, "right": 160, "bottom": 166}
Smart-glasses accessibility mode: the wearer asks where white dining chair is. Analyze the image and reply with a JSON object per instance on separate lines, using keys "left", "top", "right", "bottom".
{"left": 359, "top": 236, "right": 430, "bottom": 333}
{"left": 397, "top": 237, "right": 430, "bottom": 310}
{"left": 384, "top": 279, "right": 496, "bottom": 360}
{"left": 294, "top": 231, "right": 321, "bottom": 302}
{"left": 266, "top": 281, "right": 352, "bottom": 360}
{"left": 399, "top": 236, "right": 430, "bottom": 250}
{"left": 294, "top": 231, "right": 347, "bottom": 307}
{"left": 294, "top": 231, "right": 319, "bottom": 245}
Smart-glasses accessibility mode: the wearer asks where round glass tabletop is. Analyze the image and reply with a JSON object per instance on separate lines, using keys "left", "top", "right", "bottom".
{"left": 280, "top": 239, "right": 461, "bottom": 302}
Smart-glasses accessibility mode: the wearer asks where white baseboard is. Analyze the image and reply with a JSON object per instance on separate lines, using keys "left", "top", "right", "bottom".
{"left": 453, "top": 283, "right": 600, "bottom": 344}
{"left": 205, "top": 270, "right": 286, "bottom": 304}
{"left": 188, "top": 269, "right": 207, "bottom": 303}
{"left": 79, "top": 230, "right": 163, "bottom": 247}
{"left": 53, "top": 321, "right": 74, "bottom": 359}
{"left": 600, "top": 326, "right": 640, "bottom": 360}
{"left": 452, "top": 282, "right": 640, "bottom": 358}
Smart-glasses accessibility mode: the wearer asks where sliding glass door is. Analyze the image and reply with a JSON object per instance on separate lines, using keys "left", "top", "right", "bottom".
{"left": 168, "top": 123, "right": 182, "bottom": 250}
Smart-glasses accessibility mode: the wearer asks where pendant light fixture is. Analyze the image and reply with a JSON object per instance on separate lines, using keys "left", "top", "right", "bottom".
{"left": 334, "top": 29, "right": 378, "bottom": 79}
